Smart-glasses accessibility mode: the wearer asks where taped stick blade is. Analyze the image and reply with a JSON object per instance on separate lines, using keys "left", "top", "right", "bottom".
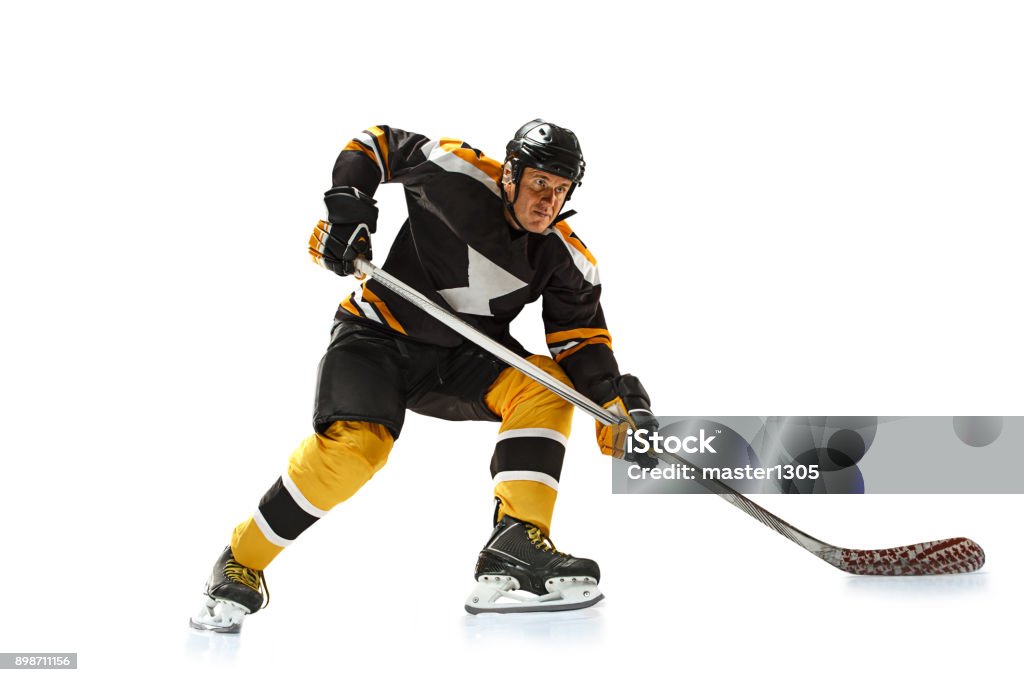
{"left": 831, "top": 537, "right": 985, "bottom": 576}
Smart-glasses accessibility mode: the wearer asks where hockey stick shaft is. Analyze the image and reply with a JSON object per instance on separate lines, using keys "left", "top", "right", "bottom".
{"left": 353, "top": 260, "right": 784, "bottom": 510}
{"left": 353, "top": 258, "right": 622, "bottom": 426}
{"left": 352, "top": 259, "right": 984, "bottom": 575}
{"left": 353, "top": 261, "right": 814, "bottom": 530}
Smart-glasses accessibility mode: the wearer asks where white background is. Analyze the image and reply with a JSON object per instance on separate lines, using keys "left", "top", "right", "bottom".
{"left": 1, "top": 1, "right": 1021, "bottom": 679}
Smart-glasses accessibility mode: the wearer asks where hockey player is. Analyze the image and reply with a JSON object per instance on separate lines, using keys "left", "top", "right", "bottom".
{"left": 191, "top": 120, "right": 658, "bottom": 630}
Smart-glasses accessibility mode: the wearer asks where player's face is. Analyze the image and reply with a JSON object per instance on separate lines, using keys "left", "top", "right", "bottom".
{"left": 504, "top": 167, "right": 573, "bottom": 233}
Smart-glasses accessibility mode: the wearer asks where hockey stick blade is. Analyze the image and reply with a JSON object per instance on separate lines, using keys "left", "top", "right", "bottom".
{"left": 656, "top": 449, "right": 986, "bottom": 576}
{"left": 352, "top": 259, "right": 985, "bottom": 577}
{"left": 831, "top": 537, "right": 985, "bottom": 576}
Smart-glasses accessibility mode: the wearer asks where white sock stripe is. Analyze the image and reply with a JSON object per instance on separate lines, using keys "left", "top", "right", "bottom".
{"left": 252, "top": 509, "right": 292, "bottom": 548}
{"left": 495, "top": 428, "right": 568, "bottom": 447}
{"left": 493, "top": 470, "right": 560, "bottom": 491}
{"left": 281, "top": 472, "right": 328, "bottom": 518}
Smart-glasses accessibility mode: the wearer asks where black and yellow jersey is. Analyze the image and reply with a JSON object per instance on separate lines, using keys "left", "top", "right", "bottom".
{"left": 321, "top": 125, "right": 620, "bottom": 403}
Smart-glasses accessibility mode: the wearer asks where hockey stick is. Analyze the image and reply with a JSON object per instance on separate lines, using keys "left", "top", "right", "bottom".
{"left": 352, "top": 259, "right": 621, "bottom": 426}
{"left": 353, "top": 258, "right": 985, "bottom": 576}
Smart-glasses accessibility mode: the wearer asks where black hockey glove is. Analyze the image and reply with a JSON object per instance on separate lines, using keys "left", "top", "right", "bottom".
{"left": 308, "top": 186, "right": 378, "bottom": 277}
{"left": 596, "top": 374, "right": 661, "bottom": 468}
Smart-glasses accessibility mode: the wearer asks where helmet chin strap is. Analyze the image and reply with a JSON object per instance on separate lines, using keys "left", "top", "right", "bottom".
{"left": 549, "top": 208, "right": 577, "bottom": 229}
{"left": 502, "top": 178, "right": 530, "bottom": 233}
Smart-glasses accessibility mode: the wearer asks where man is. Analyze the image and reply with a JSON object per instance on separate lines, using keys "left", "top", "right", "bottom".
{"left": 190, "top": 120, "right": 657, "bottom": 630}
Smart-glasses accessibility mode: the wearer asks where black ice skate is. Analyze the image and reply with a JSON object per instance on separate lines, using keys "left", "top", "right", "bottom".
{"left": 465, "top": 515, "right": 603, "bottom": 614}
{"left": 189, "top": 546, "right": 269, "bottom": 633}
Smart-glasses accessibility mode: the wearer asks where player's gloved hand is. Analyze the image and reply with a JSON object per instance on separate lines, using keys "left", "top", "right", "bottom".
{"left": 595, "top": 374, "right": 661, "bottom": 468}
{"left": 308, "top": 186, "right": 378, "bottom": 276}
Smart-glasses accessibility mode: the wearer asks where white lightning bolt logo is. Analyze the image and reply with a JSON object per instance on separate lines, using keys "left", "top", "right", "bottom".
{"left": 438, "top": 246, "right": 527, "bottom": 317}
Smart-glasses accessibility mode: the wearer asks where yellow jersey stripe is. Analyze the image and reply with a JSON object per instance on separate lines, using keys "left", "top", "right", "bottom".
{"left": 545, "top": 327, "right": 612, "bottom": 345}
{"left": 367, "top": 126, "right": 391, "bottom": 180}
{"left": 553, "top": 336, "right": 612, "bottom": 362}
{"left": 361, "top": 285, "right": 408, "bottom": 334}
{"left": 554, "top": 223, "right": 596, "bottom": 266}
{"left": 343, "top": 139, "right": 380, "bottom": 170}
{"left": 438, "top": 138, "right": 502, "bottom": 182}
{"left": 340, "top": 294, "right": 362, "bottom": 318}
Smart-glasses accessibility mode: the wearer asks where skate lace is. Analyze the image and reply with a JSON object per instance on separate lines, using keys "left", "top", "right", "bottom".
{"left": 225, "top": 559, "right": 271, "bottom": 610}
{"left": 526, "top": 525, "right": 566, "bottom": 555}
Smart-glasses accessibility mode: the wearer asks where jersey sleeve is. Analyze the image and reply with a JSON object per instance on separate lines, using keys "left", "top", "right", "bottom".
{"left": 541, "top": 223, "right": 621, "bottom": 403}
{"left": 331, "top": 125, "right": 435, "bottom": 194}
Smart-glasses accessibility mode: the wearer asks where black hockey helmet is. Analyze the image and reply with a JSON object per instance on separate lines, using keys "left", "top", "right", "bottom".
{"left": 504, "top": 119, "right": 585, "bottom": 198}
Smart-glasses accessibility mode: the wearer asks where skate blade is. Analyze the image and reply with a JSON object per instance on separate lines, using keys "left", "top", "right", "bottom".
{"left": 465, "top": 576, "right": 604, "bottom": 615}
{"left": 189, "top": 596, "right": 249, "bottom": 633}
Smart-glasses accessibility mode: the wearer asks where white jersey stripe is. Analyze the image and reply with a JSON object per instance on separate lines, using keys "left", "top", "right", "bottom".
{"left": 428, "top": 146, "right": 501, "bottom": 197}
{"left": 281, "top": 472, "right": 328, "bottom": 518}
{"left": 356, "top": 296, "right": 382, "bottom": 323}
{"left": 416, "top": 138, "right": 439, "bottom": 162}
{"left": 548, "top": 227, "right": 600, "bottom": 286}
{"left": 356, "top": 131, "right": 387, "bottom": 180}
{"left": 252, "top": 509, "right": 292, "bottom": 548}
{"left": 548, "top": 340, "right": 579, "bottom": 355}
{"left": 493, "top": 470, "right": 560, "bottom": 491}
{"left": 495, "top": 427, "right": 568, "bottom": 447}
